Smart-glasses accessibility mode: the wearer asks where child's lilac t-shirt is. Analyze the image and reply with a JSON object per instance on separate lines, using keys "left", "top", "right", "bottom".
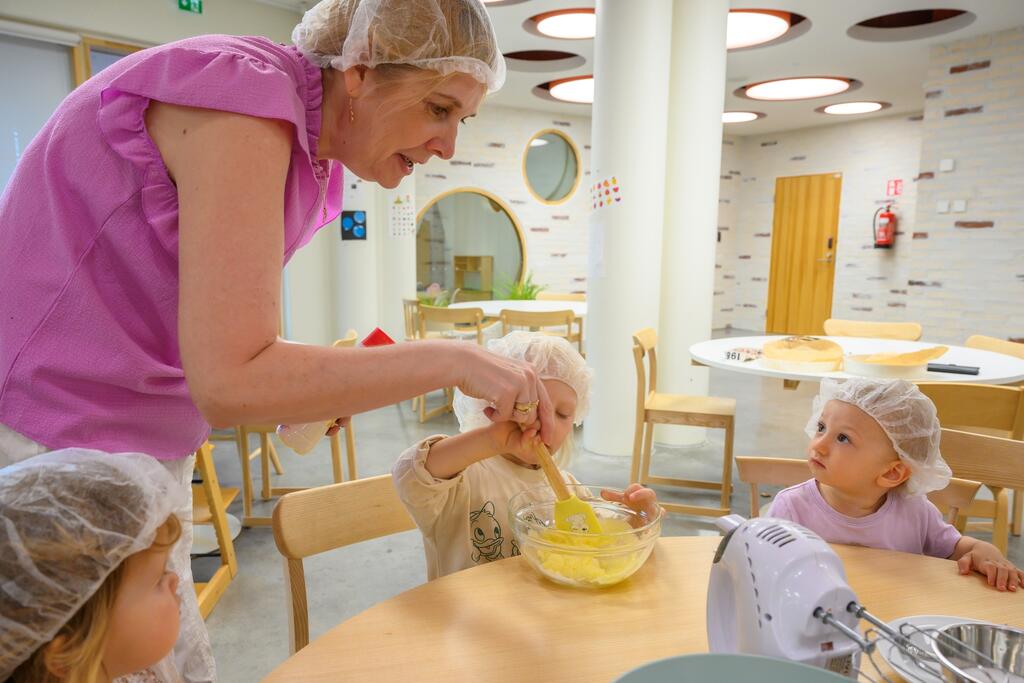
{"left": 766, "top": 479, "right": 961, "bottom": 558}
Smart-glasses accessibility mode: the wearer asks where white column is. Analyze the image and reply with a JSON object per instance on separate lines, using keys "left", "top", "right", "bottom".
{"left": 375, "top": 173, "right": 417, "bottom": 343}
{"left": 333, "top": 172, "right": 380, "bottom": 338}
{"left": 583, "top": 0, "right": 674, "bottom": 456}
{"left": 656, "top": 0, "right": 729, "bottom": 445}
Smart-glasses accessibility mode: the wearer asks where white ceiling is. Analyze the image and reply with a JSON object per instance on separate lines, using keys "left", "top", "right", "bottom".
{"left": 484, "top": 0, "right": 1024, "bottom": 134}
{"left": 263, "top": 0, "right": 1024, "bottom": 135}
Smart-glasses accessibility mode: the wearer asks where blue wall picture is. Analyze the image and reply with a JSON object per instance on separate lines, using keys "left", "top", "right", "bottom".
{"left": 341, "top": 210, "right": 367, "bottom": 240}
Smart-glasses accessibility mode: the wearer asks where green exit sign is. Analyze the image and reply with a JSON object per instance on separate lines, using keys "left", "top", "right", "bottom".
{"left": 178, "top": 0, "right": 202, "bottom": 13}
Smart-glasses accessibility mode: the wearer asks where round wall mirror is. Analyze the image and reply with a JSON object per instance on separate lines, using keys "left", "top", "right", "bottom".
{"left": 416, "top": 188, "right": 525, "bottom": 302}
{"left": 523, "top": 129, "right": 581, "bottom": 204}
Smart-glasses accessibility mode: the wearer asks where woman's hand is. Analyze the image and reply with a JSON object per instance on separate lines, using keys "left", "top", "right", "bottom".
{"left": 601, "top": 484, "right": 662, "bottom": 521}
{"left": 452, "top": 344, "right": 555, "bottom": 444}
{"left": 956, "top": 541, "right": 1023, "bottom": 591}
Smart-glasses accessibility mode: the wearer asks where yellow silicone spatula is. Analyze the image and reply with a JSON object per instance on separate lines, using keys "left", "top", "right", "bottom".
{"left": 533, "top": 441, "right": 603, "bottom": 534}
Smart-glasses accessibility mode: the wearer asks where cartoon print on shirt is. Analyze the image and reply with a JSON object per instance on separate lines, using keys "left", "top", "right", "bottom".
{"left": 470, "top": 501, "right": 504, "bottom": 563}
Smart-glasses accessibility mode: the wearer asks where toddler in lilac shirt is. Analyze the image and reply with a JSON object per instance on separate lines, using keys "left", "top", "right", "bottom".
{"left": 767, "top": 378, "right": 1023, "bottom": 592}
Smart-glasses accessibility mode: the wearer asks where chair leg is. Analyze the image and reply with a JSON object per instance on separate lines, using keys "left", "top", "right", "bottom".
{"left": 993, "top": 488, "right": 1009, "bottom": 556}
{"left": 268, "top": 439, "right": 285, "bottom": 475}
{"left": 329, "top": 432, "right": 343, "bottom": 484}
{"left": 345, "top": 421, "right": 357, "bottom": 481}
{"left": 237, "top": 428, "right": 254, "bottom": 521}
{"left": 1012, "top": 488, "right": 1022, "bottom": 536}
{"left": 719, "top": 419, "right": 734, "bottom": 513}
{"left": 640, "top": 422, "right": 655, "bottom": 485}
{"left": 630, "top": 415, "right": 645, "bottom": 484}
{"left": 260, "top": 432, "right": 272, "bottom": 500}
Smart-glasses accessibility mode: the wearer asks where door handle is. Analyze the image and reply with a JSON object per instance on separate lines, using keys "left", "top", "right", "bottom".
{"left": 817, "top": 254, "right": 833, "bottom": 263}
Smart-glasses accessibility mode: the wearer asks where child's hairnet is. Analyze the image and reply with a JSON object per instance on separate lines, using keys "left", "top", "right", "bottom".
{"left": 805, "top": 378, "right": 952, "bottom": 496}
{"left": 454, "top": 331, "right": 593, "bottom": 433}
{"left": 293, "top": 0, "right": 506, "bottom": 93}
{"left": 0, "top": 449, "right": 185, "bottom": 679}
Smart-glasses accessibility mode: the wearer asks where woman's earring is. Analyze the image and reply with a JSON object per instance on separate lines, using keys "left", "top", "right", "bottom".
{"left": 349, "top": 99, "right": 355, "bottom": 124}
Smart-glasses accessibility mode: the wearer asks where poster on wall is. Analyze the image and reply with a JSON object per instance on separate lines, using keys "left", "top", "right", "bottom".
{"left": 389, "top": 194, "right": 416, "bottom": 238}
{"left": 340, "top": 210, "right": 367, "bottom": 241}
{"left": 590, "top": 176, "right": 621, "bottom": 210}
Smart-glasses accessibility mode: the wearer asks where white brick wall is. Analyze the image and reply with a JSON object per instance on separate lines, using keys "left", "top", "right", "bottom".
{"left": 416, "top": 103, "right": 592, "bottom": 296}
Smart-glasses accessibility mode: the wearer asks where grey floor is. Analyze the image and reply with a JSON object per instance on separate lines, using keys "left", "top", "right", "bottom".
{"left": 196, "top": 329, "right": 1022, "bottom": 683}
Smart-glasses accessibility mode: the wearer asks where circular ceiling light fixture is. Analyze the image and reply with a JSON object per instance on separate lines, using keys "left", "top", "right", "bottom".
{"left": 547, "top": 75, "right": 594, "bottom": 103}
{"left": 740, "top": 76, "right": 856, "bottom": 101}
{"left": 722, "top": 111, "right": 764, "bottom": 123}
{"left": 817, "top": 101, "right": 891, "bottom": 115}
{"left": 531, "top": 9, "right": 596, "bottom": 40}
{"left": 529, "top": 137, "right": 549, "bottom": 147}
{"left": 727, "top": 10, "right": 791, "bottom": 49}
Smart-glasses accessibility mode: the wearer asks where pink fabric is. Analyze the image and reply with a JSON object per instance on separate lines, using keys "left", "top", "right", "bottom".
{"left": 0, "top": 35, "right": 342, "bottom": 460}
{"left": 767, "top": 478, "right": 961, "bottom": 559}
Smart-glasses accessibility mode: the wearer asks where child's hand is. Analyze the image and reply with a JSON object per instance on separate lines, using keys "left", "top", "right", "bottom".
{"left": 325, "top": 417, "right": 351, "bottom": 436}
{"left": 601, "top": 484, "right": 662, "bottom": 521}
{"left": 486, "top": 420, "right": 543, "bottom": 465}
{"left": 956, "top": 543, "right": 1024, "bottom": 591}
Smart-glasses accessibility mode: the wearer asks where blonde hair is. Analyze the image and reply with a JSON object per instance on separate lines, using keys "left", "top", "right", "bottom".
{"left": 9, "top": 516, "right": 181, "bottom": 683}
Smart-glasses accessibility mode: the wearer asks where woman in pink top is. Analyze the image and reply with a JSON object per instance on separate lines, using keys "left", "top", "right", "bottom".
{"left": 0, "top": 1, "right": 552, "bottom": 680}
{"left": 767, "top": 378, "right": 1023, "bottom": 592}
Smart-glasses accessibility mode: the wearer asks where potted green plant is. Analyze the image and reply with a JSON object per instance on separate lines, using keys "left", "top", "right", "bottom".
{"left": 500, "top": 272, "right": 546, "bottom": 300}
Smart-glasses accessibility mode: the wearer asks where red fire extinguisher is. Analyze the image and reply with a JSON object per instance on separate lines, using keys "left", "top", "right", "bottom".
{"left": 873, "top": 204, "right": 897, "bottom": 249}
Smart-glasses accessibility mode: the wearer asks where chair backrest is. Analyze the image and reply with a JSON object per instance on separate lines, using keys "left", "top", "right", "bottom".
{"left": 965, "top": 334, "right": 1024, "bottom": 360}
{"left": 940, "top": 428, "right": 1024, "bottom": 491}
{"left": 632, "top": 327, "right": 659, "bottom": 397}
{"left": 333, "top": 329, "right": 358, "bottom": 348}
{"left": 917, "top": 383, "right": 1024, "bottom": 440}
{"left": 402, "top": 299, "right": 420, "bottom": 341}
{"left": 418, "top": 304, "right": 485, "bottom": 344}
{"left": 272, "top": 474, "right": 416, "bottom": 653}
{"left": 823, "top": 318, "right": 922, "bottom": 340}
{"left": 536, "top": 292, "right": 586, "bottom": 302}
{"left": 500, "top": 309, "right": 574, "bottom": 337}
{"left": 735, "top": 455, "right": 981, "bottom": 522}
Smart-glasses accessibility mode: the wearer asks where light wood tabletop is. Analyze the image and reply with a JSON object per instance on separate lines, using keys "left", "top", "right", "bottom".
{"left": 263, "top": 536, "right": 1023, "bottom": 682}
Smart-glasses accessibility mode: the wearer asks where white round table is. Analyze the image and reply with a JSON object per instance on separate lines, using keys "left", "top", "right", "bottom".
{"left": 689, "top": 335, "right": 1024, "bottom": 385}
{"left": 448, "top": 299, "right": 587, "bottom": 318}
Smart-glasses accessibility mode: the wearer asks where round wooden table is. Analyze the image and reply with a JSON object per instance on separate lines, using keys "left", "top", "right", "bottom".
{"left": 689, "top": 335, "right": 1024, "bottom": 387}
{"left": 262, "top": 536, "right": 1021, "bottom": 682}
{"left": 448, "top": 299, "right": 587, "bottom": 319}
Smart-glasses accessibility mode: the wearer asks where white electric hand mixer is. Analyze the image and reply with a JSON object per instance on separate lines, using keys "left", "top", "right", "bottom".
{"left": 706, "top": 515, "right": 1023, "bottom": 683}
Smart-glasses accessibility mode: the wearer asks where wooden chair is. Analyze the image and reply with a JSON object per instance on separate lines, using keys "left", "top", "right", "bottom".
{"left": 965, "top": 334, "right": 1024, "bottom": 360}
{"left": 823, "top": 318, "right": 922, "bottom": 341}
{"left": 192, "top": 442, "right": 238, "bottom": 618}
{"left": 939, "top": 428, "right": 1024, "bottom": 554}
{"left": 631, "top": 328, "right": 735, "bottom": 517}
{"left": 271, "top": 474, "right": 416, "bottom": 653}
{"left": 416, "top": 305, "right": 487, "bottom": 422}
{"left": 499, "top": 308, "right": 582, "bottom": 354}
{"left": 236, "top": 331, "right": 360, "bottom": 527}
{"left": 402, "top": 298, "right": 420, "bottom": 344}
{"left": 536, "top": 292, "right": 586, "bottom": 302}
{"left": 918, "top": 382, "right": 1024, "bottom": 536}
{"left": 734, "top": 456, "right": 981, "bottom": 523}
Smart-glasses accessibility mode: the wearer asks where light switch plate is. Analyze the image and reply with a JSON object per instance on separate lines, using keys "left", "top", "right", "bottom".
{"left": 939, "top": 158, "right": 955, "bottom": 172}
{"left": 936, "top": 200, "right": 950, "bottom": 214}
{"left": 952, "top": 199, "right": 967, "bottom": 213}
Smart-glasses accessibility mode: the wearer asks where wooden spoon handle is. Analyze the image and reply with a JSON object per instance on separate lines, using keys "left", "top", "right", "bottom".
{"left": 534, "top": 442, "right": 571, "bottom": 502}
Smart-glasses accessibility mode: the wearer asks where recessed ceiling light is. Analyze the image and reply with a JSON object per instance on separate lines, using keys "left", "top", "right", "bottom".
{"left": 533, "top": 9, "right": 596, "bottom": 39}
{"left": 722, "top": 111, "right": 764, "bottom": 123}
{"left": 727, "top": 10, "right": 790, "bottom": 49}
{"left": 548, "top": 75, "right": 594, "bottom": 103}
{"left": 743, "top": 77, "right": 852, "bottom": 101}
{"left": 529, "top": 138, "right": 549, "bottom": 147}
{"left": 819, "top": 101, "right": 890, "bottom": 115}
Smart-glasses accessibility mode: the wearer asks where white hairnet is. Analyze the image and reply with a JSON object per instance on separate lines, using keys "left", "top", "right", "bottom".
{"left": 0, "top": 449, "right": 185, "bottom": 679}
{"left": 293, "top": 0, "right": 506, "bottom": 93}
{"left": 454, "top": 331, "right": 593, "bottom": 433}
{"left": 805, "top": 378, "right": 951, "bottom": 496}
